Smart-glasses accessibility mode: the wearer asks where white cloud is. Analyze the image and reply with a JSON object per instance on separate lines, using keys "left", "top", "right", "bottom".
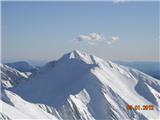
{"left": 76, "top": 33, "right": 103, "bottom": 42}
{"left": 75, "top": 33, "right": 120, "bottom": 46}
{"left": 106, "top": 36, "right": 120, "bottom": 45}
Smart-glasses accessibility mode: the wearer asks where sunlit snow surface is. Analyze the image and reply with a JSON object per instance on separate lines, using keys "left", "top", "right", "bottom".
{"left": 1, "top": 50, "right": 160, "bottom": 120}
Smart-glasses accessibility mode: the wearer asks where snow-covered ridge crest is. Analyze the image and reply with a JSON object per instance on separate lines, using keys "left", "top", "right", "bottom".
{"left": 69, "top": 50, "right": 94, "bottom": 64}
{"left": 0, "top": 64, "right": 29, "bottom": 88}
{"left": 59, "top": 50, "right": 105, "bottom": 65}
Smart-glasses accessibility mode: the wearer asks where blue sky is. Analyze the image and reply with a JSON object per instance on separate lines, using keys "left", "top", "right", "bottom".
{"left": 2, "top": 1, "right": 159, "bottom": 62}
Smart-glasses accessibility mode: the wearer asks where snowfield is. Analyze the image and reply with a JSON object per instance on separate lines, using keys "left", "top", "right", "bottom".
{"left": 0, "top": 64, "right": 29, "bottom": 89}
{"left": 0, "top": 50, "right": 160, "bottom": 120}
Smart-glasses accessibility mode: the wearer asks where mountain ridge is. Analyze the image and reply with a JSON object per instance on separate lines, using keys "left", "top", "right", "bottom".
{"left": 1, "top": 50, "right": 160, "bottom": 120}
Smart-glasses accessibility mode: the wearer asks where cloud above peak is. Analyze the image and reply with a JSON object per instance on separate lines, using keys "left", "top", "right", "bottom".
{"left": 75, "top": 33, "right": 120, "bottom": 46}
{"left": 77, "top": 33, "right": 103, "bottom": 42}
{"left": 106, "top": 36, "right": 120, "bottom": 45}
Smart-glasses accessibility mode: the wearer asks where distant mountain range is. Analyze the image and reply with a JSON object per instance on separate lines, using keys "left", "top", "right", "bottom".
{"left": 1, "top": 50, "right": 160, "bottom": 120}
{"left": 5, "top": 61, "right": 35, "bottom": 72}
{"left": 115, "top": 61, "right": 160, "bottom": 80}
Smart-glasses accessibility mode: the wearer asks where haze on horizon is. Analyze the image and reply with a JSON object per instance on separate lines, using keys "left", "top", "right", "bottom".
{"left": 2, "top": 1, "right": 159, "bottom": 62}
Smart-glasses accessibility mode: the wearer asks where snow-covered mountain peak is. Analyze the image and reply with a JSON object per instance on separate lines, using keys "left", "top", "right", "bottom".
{"left": 58, "top": 50, "right": 104, "bottom": 65}
{"left": 69, "top": 50, "right": 83, "bottom": 58}
{"left": 69, "top": 50, "right": 92, "bottom": 63}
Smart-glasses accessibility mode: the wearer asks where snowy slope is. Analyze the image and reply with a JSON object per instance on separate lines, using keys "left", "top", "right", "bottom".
{"left": 0, "top": 64, "right": 29, "bottom": 89}
{"left": 1, "top": 50, "right": 160, "bottom": 120}
{"left": 0, "top": 90, "right": 58, "bottom": 120}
